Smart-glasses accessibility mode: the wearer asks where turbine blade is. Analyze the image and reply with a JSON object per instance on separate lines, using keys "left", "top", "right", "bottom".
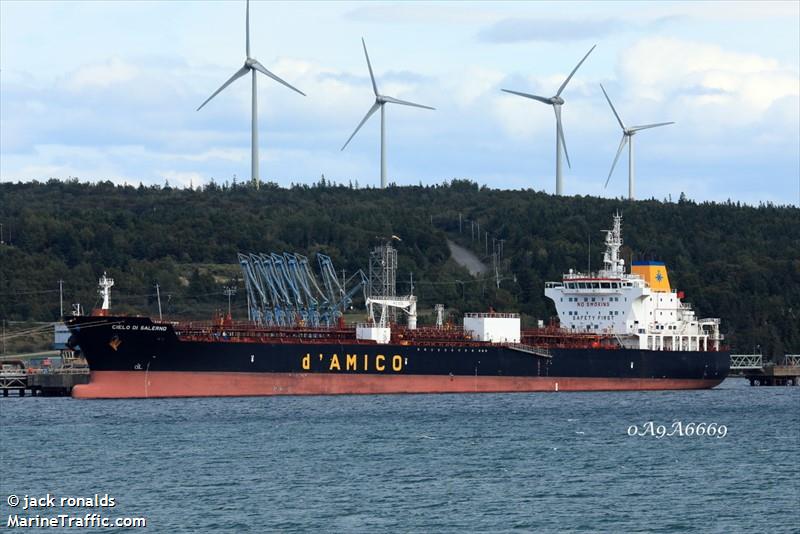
{"left": 341, "top": 102, "right": 381, "bottom": 151}
{"left": 246, "top": 0, "right": 250, "bottom": 58}
{"left": 555, "top": 106, "right": 571, "bottom": 168}
{"left": 629, "top": 121, "right": 675, "bottom": 132}
{"left": 501, "top": 89, "right": 551, "bottom": 105}
{"left": 556, "top": 44, "right": 596, "bottom": 97}
{"left": 251, "top": 60, "right": 306, "bottom": 96}
{"left": 362, "top": 38, "right": 379, "bottom": 96}
{"left": 604, "top": 134, "right": 629, "bottom": 188}
{"left": 381, "top": 95, "right": 435, "bottom": 110}
{"left": 600, "top": 83, "right": 625, "bottom": 130}
{"left": 196, "top": 66, "right": 250, "bottom": 111}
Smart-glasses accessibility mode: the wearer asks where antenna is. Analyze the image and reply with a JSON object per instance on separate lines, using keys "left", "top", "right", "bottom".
{"left": 155, "top": 283, "right": 162, "bottom": 321}
{"left": 58, "top": 279, "right": 64, "bottom": 318}
{"left": 588, "top": 235, "right": 591, "bottom": 274}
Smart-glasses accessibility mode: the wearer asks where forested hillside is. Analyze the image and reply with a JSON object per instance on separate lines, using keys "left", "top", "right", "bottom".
{"left": 1, "top": 179, "right": 798, "bottom": 356}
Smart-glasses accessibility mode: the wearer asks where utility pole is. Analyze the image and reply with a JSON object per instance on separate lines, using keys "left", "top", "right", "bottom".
{"left": 58, "top": 280, "right": 64, "bottom": 318}
{"left": 409, "top": 272, "right": 414, "bottom": 295}
{"left": 223, "top": 286, "right": 237, "bottom": 317}
{"left": 485, "top": 232, "right": 488, "bottom": 256}
{"left": 155, "top": 283, "right": 162, "bottom": 321}
{"left": 459, "top": 213, "right": 462, "bottom": 233}
{"left": 494, "top": 252, "right": 500, "bottom": 289}
{"left": 471, "top": 220, "right": 474, "bottom": 242}
{"left": 588, "top": 235, "right": 591, "bottom": 274}
{"left": 0, "top": 223, "right": 3, "bottom": 244}
{"left": 499, "top": 239, "right": 505, "bottom": 259}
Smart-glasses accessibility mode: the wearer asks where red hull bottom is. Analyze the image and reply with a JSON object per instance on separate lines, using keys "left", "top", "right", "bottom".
{"left": 72, "top": 371, "right": 724, "bottom": 399}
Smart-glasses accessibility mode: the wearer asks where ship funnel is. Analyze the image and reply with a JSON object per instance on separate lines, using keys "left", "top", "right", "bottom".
{"left": 631, "top": 261, "right": 671, "bottom": 292}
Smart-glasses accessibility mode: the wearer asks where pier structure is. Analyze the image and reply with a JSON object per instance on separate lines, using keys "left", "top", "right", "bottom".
{"left": 0, "top": 360, "right": 89, "bottom": 397}
{"left": 734, "top": 354, "right": 800, "bottom": 386}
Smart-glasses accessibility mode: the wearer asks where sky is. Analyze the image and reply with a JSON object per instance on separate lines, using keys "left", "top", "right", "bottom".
{"left": 1, "top": 1, "right": 798, "bottom": 205}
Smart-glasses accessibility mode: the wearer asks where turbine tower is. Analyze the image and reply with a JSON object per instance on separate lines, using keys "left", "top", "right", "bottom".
{"left": 501, "top": 45, "right": 596, "bottom": 196}
{"left": 197, "top": 0, "right": 305, "bottom": 189}
{"left": 600, "top": 84, "right": 674, "bottom": 200}
{"left": 341, "top": 38, "right": 435, "bottom": 189}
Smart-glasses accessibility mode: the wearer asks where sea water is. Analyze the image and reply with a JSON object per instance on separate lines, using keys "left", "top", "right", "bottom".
{"left": 1, "top": 378, "right": 797, "bottom": 533}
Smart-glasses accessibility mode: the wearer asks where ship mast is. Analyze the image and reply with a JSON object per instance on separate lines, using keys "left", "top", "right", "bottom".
{"left": 601, "top": 212, "right": 625, "bottom": 277}
{"left": 98, "top": 272, "right": 114, "bottom": 311}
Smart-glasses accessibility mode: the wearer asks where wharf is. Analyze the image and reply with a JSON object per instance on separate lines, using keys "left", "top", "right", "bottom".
{"left": 744, "top": 364, "right": 800, "bottom": 387}
{"left": 0, "top": 367, "right": 89, "bottom": 397}
{"left": 730, "top": 354, "right": 800, "bottom": 386}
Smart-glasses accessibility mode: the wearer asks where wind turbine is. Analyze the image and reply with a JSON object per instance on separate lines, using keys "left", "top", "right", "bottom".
{"left": 197, "top": 0, "right": 305, "bottom": 189}
{"left": 501, "top": 45, "right": 596, "bottom": 196}
{"left": 341, "top": 38, "right": 435, "bottom": 189}
{"left": 600, "top": 84, "right": 674, "bottom": 200}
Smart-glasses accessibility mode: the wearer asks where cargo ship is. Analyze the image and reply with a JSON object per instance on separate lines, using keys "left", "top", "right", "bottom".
{"left": 66, "top": 214, "right": 729, "bottom": 398}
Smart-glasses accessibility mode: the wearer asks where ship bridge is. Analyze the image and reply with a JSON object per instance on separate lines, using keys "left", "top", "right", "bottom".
{"left": 544, "top": 213, "right": 722, "bottom": 352}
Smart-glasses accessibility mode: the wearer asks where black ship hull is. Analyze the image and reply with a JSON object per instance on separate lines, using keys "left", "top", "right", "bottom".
{"left": 67, "top": 316, "right": 730, "bottom": 398}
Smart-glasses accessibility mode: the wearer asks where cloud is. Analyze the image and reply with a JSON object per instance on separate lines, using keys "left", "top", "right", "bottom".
{"left": 477, "top": 16, "right": 679, "bottom": 43}
{"left": 618, "top": 37, "right": 800, "bottom": 130}
{"left": 345, "top": 4, "right": 493, "bottom": 24}
{"left": 65, "top": 57, "right": 139, "bottom": 91}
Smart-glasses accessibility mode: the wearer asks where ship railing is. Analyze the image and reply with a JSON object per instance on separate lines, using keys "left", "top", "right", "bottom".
{"left": 561, "top": 272, "right": 641, "bottom": 281}
{"left": 783, "top": 355, "right": 800, "bottom": 367}
{"left": 730, "top": 354, "right": 763, "bottom": 370}
{"left": 464, "top": 312, "right": 520, "bottom": 319}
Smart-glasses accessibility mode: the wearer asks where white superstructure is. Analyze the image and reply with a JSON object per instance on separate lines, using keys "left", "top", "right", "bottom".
{"left": 544, "top": 213, "right": 722, "bottom": 351}
{"left": 463, "top": 313, "right": 521, "bottom": 343}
